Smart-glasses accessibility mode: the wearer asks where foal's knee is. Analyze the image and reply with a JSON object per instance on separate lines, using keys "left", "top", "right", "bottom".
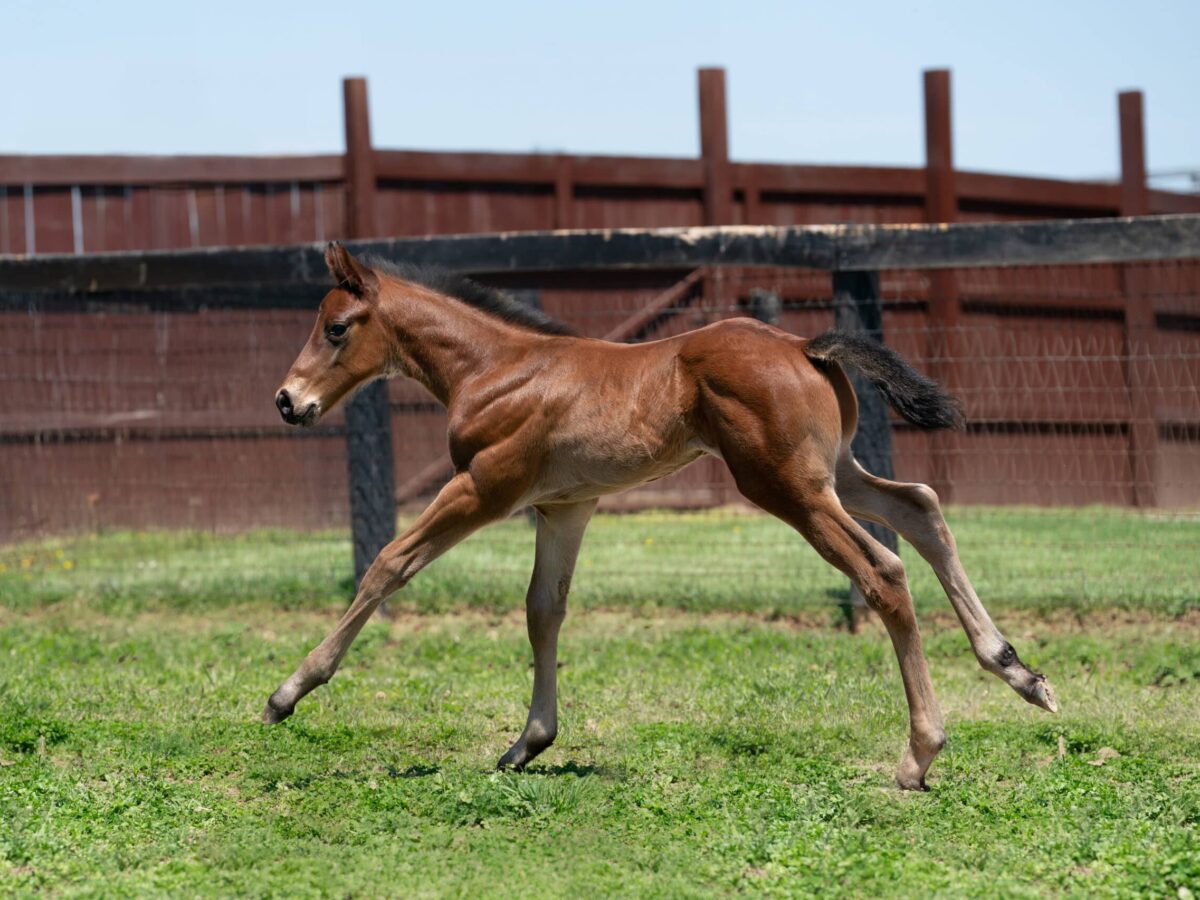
{"left": 527, "top": 575, "right": 571, "bottom": 628}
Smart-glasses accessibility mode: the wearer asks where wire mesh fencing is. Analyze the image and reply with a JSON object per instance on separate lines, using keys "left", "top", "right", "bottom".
{"left": 1, "top": 238, "right": 1198, "bottom": 615}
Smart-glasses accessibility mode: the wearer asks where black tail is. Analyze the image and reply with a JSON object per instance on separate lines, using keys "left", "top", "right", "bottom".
{"left": 804, "top": 330, "right": 964, "bottom": 430}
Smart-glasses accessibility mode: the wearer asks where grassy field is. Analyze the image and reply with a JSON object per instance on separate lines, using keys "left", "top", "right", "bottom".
{"left": 2, "top": 506, "right": 1197, "bottom": 616}
{"left": 1, "top": 508, "right": 1198, "bottom": 897}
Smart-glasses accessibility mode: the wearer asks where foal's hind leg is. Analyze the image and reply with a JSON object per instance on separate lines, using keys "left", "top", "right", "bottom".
{"left": 497, "top": 499, "right": 596, "bottom": 771}
{"left": 835, "top": 457, "right": 1057, "bottom": 713}
{"left": 734, "top": 471, "right": 946, "bottom": 789}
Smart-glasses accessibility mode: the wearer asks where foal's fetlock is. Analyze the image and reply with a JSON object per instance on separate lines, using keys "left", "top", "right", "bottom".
{"left": 984, "top": 640, "right": 1059, "bottom": 714}
{"left": 895, "top": 746, "right": 933, "bottom": 792}
{"left": 898, "top": 728, "right": 945, "bottom": 791}
{"left": 893, "top": 721, "right": 944, "bottom": 792}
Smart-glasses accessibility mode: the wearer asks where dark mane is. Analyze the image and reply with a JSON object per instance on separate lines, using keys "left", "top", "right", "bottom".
{"left": 364, "top": 257, "right": 577, "bottom": 337}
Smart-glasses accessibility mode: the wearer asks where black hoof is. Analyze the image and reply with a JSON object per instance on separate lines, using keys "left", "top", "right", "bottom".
{"left": 497, "top": 732, "right": 558, "bottom": 771}
{"left": 1023, "top": 675, "right": 1059, "bottom": 713}
{"left": 496, "top": 746, "right": 530, "bottom": 771}
{"left": 261, "top": 697, "right": 294, "bottom": 724}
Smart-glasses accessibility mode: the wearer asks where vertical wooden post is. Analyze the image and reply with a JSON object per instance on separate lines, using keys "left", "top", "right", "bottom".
{"left": 698, "top": 67, "right": 732, "bottom": 327}
{"left": 1119, "top": 89, "right": 1158, "bottom": 506}
{"left": 923, "top": 68, "right": 959, "bottom": 504}
{"left": 834, "top": 272, "right": 896, "bottom": 485}
{"left": 833, "top": 270, "right": 898, "bottom": 629}
{"left": 698, "top": 67, "right": 732, "bottom": 227}
{"left": 747, "top": 287, "right": 781, "bottom": 325}
{"left": 924, "top": 69, "right": 956, "bottom": 226}
{"left": 343, "top": 77, "right": 378, "bottom": 238}
{"left": 698, "top": 67, "right": 734, "bottom": 500}
{"left": 1119, "top": 92, "right": 1149, "bottom": 218}
{"left": 341, "top": 76, "right": 397, "bottom": 587}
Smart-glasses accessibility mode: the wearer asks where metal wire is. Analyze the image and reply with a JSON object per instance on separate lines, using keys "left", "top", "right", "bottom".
{"left": 1, "top": 259, "right": 1197, "bottom": 607}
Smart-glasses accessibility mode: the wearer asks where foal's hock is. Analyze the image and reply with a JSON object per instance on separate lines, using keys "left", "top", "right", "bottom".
{"left": 262, "top": 243, "right": 1056, "bottom": 791}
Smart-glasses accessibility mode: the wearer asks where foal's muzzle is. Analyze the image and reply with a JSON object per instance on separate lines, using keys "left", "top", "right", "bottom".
{"left": 276, "top": 389, "right": 319, "bottom": 426}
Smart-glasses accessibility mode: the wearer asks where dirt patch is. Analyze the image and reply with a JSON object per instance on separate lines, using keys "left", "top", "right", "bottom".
{"left": 5, "top": 597, "right": 1199, "bottom": 641}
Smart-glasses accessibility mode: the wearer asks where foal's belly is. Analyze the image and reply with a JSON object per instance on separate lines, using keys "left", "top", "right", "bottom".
{"left": 528, "top": 442, "right": 708, "bottom": 505}
{"left": 523, "top": 352, "right": 710, "bottom": 505}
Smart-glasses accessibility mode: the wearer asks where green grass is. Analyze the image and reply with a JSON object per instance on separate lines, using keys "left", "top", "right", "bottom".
{"left": 1, "top": 508, "right": 1198, "bottom": 896}
{"left": 2, "top": 506, "right": 1198, "bottom": 615}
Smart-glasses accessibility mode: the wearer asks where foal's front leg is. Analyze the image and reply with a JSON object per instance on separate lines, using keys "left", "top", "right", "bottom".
{"left": 262, "top": 473, "right": 504, "bottom": 724}
{"left": 497, "top": 500, "right": 596, "bottom": 771}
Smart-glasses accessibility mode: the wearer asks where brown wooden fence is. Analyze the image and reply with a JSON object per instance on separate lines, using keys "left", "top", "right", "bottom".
{"left": 3, "top": 69, "right": 1198, "bottom": 260}
{"left": 3, "top": 68, "right": 1199, "bottom": 544}
{"left": 3, "top": 218, "right": 1198, "bottom": 545}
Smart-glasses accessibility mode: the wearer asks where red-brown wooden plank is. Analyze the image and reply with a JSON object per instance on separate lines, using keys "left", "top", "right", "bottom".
{"left": 31, "top": 187, "right": 75, "bottom": 254}
{"left": 739, "top": 164, "right": 924, "bottom": 197}
{"left": 0, "top": 154, "right": 343, "bottom": 187}
{"left": 956, "top": 171, "right": 1120, "bottom": 212}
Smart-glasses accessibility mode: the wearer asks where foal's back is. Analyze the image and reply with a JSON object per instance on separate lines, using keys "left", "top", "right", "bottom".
{"left": 524, "top": 318, "right": 848, "bottom": 503}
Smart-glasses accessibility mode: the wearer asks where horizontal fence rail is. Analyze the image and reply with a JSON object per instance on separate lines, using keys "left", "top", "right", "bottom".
{"left": 4, "top": 215, "right": 1199, "bottom": 298}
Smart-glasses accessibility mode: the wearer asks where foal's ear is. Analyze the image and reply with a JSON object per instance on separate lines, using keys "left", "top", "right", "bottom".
{"left": 324, "top": 242, "right": 379, "bottom": 300}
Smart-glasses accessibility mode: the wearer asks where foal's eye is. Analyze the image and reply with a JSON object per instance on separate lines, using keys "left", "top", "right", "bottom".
{"left": 326, "top": 323, "right": 348, "bottom": 341}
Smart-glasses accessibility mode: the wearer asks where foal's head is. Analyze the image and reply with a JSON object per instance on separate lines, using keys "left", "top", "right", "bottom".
{"left": 275, "top": 243, "right": 393, "bottom": 426}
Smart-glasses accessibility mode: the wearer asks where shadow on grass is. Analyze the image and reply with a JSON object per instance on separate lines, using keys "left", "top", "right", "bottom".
{"left": 520, "top": 761, "right": 601, "bottom": 778}
{"left": 387, "top": 764, "right": 440, "bottom": 779}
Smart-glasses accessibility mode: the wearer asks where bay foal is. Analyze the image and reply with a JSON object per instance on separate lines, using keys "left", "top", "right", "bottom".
{"left": 265, "top": 244, "right": 1056, "bottom": 790}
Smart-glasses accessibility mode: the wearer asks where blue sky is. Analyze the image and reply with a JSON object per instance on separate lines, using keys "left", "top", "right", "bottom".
{"left": 4, "top": 0, "right": 1198, "bottom": 181}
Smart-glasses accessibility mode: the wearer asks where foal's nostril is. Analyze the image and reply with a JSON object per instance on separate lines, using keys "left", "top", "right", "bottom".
{"left": 276, "top": 390, "right": 293, "bottom": 417}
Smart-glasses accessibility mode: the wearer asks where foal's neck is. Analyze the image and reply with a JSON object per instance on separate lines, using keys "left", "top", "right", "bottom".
{"left": 379, "top": 278, "right": 550, "bottom": 405}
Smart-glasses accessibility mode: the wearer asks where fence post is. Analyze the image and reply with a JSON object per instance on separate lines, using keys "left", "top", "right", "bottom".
{"left": 343, "top": 77, "right": 378, "bottom": 239}
{"left": 699, "top": 67, "right": 732, "bottom": 227}
{"left": 342, "top": 76, "right": 397, "bottom": 587}
{"left": 747, "top": 287, "right": 781, "bottom": 325}
{"left": 923, "top": 68, "right": 960, "bottom": 505}
{"left": 832, "top": 270, "right": 899, "bottom": 629}
{"left": 1119, "top": 89, "right": 1158, "bottom": 507}
{"left": 698, "top": 67, "right": 732, "bottom": 328}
